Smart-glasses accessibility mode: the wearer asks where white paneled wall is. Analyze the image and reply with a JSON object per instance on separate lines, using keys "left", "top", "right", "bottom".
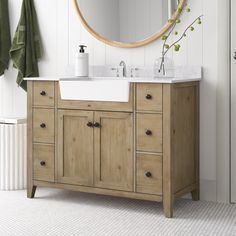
{"left": 0, "top": 0, "right": 220, "bottom": 200}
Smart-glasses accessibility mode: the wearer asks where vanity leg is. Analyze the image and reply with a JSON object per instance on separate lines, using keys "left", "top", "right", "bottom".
{"left": 163, "top": 197, "right": 173, "bottom": 218}
{"left": 191, "top": 187, "right": 200, "bottom": 201}
{"left": 27, "top": 185, "right": 37, "bottom": 199}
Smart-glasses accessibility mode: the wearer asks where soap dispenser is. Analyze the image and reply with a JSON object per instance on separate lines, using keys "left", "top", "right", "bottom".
{"left": 75, "top": 45, "right": 89, "bottom": 77}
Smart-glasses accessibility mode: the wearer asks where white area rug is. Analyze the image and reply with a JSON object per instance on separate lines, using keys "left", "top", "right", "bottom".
{"left": 0, "top": 188, "right": 236, "bottom": 236}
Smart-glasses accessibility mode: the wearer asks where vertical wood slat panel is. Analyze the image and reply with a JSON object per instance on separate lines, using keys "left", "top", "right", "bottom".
{"left": 0, "top": 124, "right": 27, "bottom": 190}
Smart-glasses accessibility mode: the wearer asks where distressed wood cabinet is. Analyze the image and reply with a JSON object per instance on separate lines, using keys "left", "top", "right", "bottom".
{"left": 27, "top": 80, "right": 199, "bottom": 218}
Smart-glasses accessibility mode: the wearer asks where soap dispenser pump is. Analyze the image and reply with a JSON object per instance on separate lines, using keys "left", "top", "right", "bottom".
{"left": 75, "top": 45, "right": 89, "bottom": 77}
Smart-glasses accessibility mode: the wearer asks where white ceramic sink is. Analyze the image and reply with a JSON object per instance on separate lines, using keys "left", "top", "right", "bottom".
{"left": 59, "top": 77, "right": 130, "bottom": 102}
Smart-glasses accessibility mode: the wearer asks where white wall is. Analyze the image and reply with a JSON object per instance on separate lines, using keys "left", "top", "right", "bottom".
{"left": 0, "top": 0, "right": 225, "bottom": 202}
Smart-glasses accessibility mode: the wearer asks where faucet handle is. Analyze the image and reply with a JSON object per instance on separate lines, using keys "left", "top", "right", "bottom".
{"left": 111, "top": 67, "right": 119, "bottom": 77}
{"left": 130, "top": 67, "right": 139, "bottom": 77}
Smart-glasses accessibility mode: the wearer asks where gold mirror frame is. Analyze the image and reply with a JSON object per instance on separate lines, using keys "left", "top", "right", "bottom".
{"left": 73, "top": 0, "right": 186, "bottom": 48}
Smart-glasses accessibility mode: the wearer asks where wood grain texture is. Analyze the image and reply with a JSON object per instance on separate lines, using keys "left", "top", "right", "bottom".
{"left": 33, "top": 144, "right": 55, "bottom": 182}
{"left": 33, "top": 108, "right": 55, "bottom": 144}
{"left": 27, "top": 81, "right": 37, "bottom": 198}
{"left": 192, "top": 84, "right": 200, "bottom": 201}
{"left": 57, "top": 83, "right": 134, "bottom": 112}
{"left": 171, "top": 83, "right": 198, "bottom": 193}
{"left": 27, "top": 81, "right": 199, "bottom": 218}
{"left": 57, "top": 110, "right": 94, "bottom": 186}
{"left": 163, "top": 84, "right": 173, "bottom": 218}
{"left": 136, "top": 113, "right": 163, "bottom": 153}
{"left": 34, "top": 180, "right": 163, "bottom": 202}
{"left": 94, "top": 112, "right": 133, "bottom": 191}
{"left": 136, "top": 153, "right": 163, "bottom": 195}
{"left": 33, "top": 81, "right": 55, "bottom": 107}
{"left": 136, "top": 84, "right": 163, "bottom": 112}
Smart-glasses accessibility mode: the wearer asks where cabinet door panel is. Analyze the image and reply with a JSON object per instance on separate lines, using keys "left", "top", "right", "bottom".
{"left": 94, "top": 112, "right": 133, "bottom": 191}
{"left": 58, "top": 110, "right": 94, "bottom": 186}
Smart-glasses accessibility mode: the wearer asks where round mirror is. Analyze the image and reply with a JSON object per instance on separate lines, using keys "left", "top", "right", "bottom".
{"left": 73, "top": 0, "right": 185, "bottom": 48}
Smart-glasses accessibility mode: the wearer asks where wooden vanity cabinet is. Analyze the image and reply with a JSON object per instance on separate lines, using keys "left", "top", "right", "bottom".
{"left": 57, "top": 110, "right": 133, "bottom": 191}
{"left": 27, "top": 80, "right": 199, "bottom": 218}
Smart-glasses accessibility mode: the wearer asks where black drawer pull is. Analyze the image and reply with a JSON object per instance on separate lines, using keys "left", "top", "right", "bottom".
{"left": 87, "top": 122, "right": 93, "bottom": 127}
{"left": 145, "top": 172, "right": 152, "bottom": 178}
{"left": 40, "top": 161, "right": 46, "bottom": 166}
{"left": 94, "top": 122, "right": 101, "bottom": 128}
{"left": 40, "top": 91, "right": 46, "bottom": 96}
{"left": 40, "top": 123, "right": 46, "bottom": 128}
{"left": 146, "top": 130, "right": 152, "bottom": 136}
{"left": 146, "top": 94, "right": 152, "bottom": 100}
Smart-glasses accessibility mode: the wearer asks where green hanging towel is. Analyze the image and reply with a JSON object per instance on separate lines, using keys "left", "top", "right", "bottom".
{"left": 10, "top": 0, "right": 42, "bottom": 91}
{"left": 0, "top": 0, "right": 11, "bottom": 76}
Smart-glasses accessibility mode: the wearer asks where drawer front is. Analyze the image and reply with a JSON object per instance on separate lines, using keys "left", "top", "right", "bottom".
{"left": 33, "top": 144, "right": 55, "bottom": 182}
{"left": 136, "top": 113, "right": 162, "bottom": 153}
{"left": 136, "top": 154, "right": 162, "bottom": 195}
{"left": 136, "top": 84, "right": 162, "bottom": 112}
{"left": 33, "top": 108, "right": 55, "bottom": 143}
{"left": 33, "top": 81, "right": 55, "bottom": 107}
{"left": 57, "top": 83, "right": 134, "bottom": 112}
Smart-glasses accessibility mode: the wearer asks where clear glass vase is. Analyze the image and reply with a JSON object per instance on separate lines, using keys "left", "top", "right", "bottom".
{"left": 154, "top": 57, "right": 174, "bottom": 78}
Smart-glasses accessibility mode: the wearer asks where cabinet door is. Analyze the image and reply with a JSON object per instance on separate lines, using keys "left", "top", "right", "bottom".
{"left": 58, "top": 110, "right": 94, "bottom": 186}
{"left": 94, "top": 112, "right": 133, "bottom": 191}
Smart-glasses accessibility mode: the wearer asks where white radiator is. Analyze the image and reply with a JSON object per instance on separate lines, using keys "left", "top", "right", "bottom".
{"left": 0, "top": 118, "right": 27, "bottom": 190}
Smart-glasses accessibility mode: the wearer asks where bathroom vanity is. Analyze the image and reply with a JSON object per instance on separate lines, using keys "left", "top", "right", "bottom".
{"left": 26, "top": 77, "right": 200, "bottom": 218}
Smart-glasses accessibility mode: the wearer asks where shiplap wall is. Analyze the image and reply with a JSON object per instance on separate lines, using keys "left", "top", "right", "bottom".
{"left": 0, "top": 0, "right": 219, "bottom": 201}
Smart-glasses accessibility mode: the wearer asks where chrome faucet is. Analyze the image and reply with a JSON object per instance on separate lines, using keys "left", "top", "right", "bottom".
{"left": 119, "top": 61, "right": 127, "bottom": 77}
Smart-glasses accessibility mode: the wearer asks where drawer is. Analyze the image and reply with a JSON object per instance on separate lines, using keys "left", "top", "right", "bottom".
{"left": 33, "top": 81, "right": 55, "bottom": 107}
{"left": 136, "top": 84, "right": 162, "bottom": 112}
{"left": 33, "top": 144, "right": 55, "bottom": 182}
{"left": 136, "top": 113, "right": 162, "bottom": 153}
{"left": 136, "top": 154, "right": 162, "bottom": 195}
{"left": 33, "top": 108, "right": 55, "bottom": 143}
{"left": 57, "top": 83, "right": 134, "bottom": 112}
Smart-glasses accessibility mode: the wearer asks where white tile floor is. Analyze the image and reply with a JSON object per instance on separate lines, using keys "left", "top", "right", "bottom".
{"left": 0, "top": 188, "right": 236, "bottom": 236}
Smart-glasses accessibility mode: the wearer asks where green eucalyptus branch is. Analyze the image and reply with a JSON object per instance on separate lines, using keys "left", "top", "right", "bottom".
{"left": 162, "top": 22, "right": 177, "bottom": 56}
{"left": 163, "top": 15, "right": 203, "bottom": 57}
{"left": 160, "top": 22, "right": 177, "bottom": 73}
{"left": 158, "top": 9, "right": 203, "bottom": 75}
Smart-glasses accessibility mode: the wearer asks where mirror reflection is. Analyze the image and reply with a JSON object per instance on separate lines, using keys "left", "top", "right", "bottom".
{"left": 77, "top": 0, "right": 180, "bottom": 43}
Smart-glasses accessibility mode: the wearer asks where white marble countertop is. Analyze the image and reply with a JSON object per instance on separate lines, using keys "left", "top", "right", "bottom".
{"left": 24, "top": 66, "right": 202, "bottom": 83}
{"left": 24, "top": 76, "right": 201, "bottom": 83}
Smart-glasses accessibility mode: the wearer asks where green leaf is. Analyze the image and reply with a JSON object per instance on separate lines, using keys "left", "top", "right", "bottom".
{"left": 162, "top": 35, "right": 168, "bottom": 40}
{"left": 176, "top": 19, "right": 181, "bottom": 24}
{"left": 186, "top": 7, "right": 191, "bottom": 12}
{"left": 174, "top": 44, "right": 180, "bottom": 51}
{"left": 164, "top": 44, "right": 170, "bottom": 49}
{"left": 190, "top": 26, "right": 195, "bottom": 31}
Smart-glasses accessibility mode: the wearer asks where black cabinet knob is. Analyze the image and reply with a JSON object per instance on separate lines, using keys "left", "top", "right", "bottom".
{"left": 40, "top": 123, "right": 46, "bottom": 128}
{"left": 145, "top": 172, "right": 152, "bottom": 178}
{"left": 234, "top": 52, "right": 236, "bottom": 60}
{"left": 146, "top": 94, "right": 152, "bottom": 100}
{"left": 40, "top": 161, "right": 46, "bottom": 166}
{"left": 94, "top": 122, "right": 101, "bottom": 128}
{"left": 146, "top": 130, "right": 152, "bottom": 136}
{"left": 87, "top": 122, "right": 93, "bottom": 127}
{"left": 40, "top": 91, "right": 46, "bottom": 96}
